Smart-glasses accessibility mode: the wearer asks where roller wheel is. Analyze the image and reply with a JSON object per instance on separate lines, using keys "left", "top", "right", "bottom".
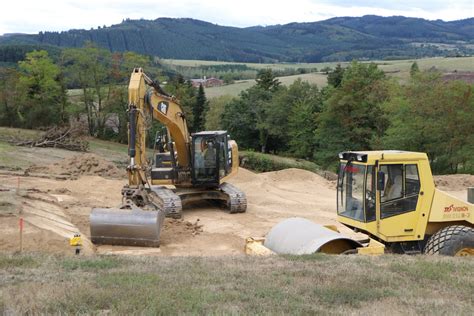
{"left": 424, "top": 225, "right": 474, "bottom": 256}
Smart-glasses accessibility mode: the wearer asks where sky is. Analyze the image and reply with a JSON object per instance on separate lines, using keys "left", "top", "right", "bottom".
{"left": 0, "top": 0, "right": 472, "bottom": 35}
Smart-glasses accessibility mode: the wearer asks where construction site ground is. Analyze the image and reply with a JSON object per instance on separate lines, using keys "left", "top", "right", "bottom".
{"left": 1, "top": 132, "right": 472, "bottom": 257}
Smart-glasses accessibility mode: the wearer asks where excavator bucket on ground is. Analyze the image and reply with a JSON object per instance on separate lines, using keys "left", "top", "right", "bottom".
{"left": 90, "top": 208, "right": 165, "bottom": 247}
{"left": 264, "top": 217, "right": 362, "bottom": 255}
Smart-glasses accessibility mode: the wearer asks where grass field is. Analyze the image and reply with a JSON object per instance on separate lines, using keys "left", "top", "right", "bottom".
{"left": 0, "top": 253, "right": 472, "bottom": 314}
{"left": 163, "top": 56, "right": 474, "bottom": 98}
{"left": 205, "top": 73, "right": 328, "bottom": 98}
{"left": 162, "top": 56, "right": 474, "bottom": 73}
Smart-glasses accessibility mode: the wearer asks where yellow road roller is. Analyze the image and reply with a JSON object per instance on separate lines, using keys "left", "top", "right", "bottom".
{"left": 252, "top": 151, "right": 473, "bottom": 256}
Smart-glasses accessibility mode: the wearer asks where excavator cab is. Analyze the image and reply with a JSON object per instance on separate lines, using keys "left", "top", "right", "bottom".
{"left": 191, "top": 131, "right": 231, "bottom": 187}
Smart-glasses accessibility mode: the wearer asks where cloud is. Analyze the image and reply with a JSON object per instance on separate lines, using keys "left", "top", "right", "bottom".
{"left": 0, "top": 0, "right": 472, "bottom": 35}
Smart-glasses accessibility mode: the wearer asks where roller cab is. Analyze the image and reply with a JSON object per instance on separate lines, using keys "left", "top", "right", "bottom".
{"left": 337, "top": 151, "right": 473, "bottom": 255}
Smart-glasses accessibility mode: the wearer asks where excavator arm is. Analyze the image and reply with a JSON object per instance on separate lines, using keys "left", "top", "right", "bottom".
{"left": 127, "top": 68, "right": 191, "bottom": 186}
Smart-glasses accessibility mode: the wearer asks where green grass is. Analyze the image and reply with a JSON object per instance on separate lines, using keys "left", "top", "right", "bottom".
{"left": 0, "top": 254, "right": 39, "bottom": 269}
{"left": 239, "top": 151, "right": 337, "bottom": 179}
{"left": 205, "top": 73, "right": 328, "bottom": 98}
{"left": 0, "top": 127, "right": 43, "bottom": 141}
{"left": 61, "top": 256, "right": 123, "bottom": 271}
{"left": 0, "top": 253, "right": 473, "bottom": 314}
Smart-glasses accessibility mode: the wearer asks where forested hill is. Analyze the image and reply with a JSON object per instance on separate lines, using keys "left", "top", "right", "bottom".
{"left": 1, "top": 15, "right": 473, "bottom": 62}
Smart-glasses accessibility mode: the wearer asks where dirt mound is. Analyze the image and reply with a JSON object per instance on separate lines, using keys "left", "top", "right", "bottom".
{"left": 434, "top": 174, "right": 474, "bottom": 191}
{"left": 230, "top": 168, "right": 259, "bottom": 183}
{"left": 26, "top": 154, "right": 125, "bottom": 179}
{"left": 261, "top": 168, "right": 332, "bottom": 185}
{"left": 232, "top": 167, "right": 334, "bottom": 188}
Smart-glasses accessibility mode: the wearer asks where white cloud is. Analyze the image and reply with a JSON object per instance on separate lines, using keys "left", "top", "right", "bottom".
{"left": 0, "top": 0, "right": 472, "bottom": 35}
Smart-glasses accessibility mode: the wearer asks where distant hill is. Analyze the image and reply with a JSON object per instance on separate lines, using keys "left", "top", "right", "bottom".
{"left": 1, "top": 15, "right": 473, "bottom": 62}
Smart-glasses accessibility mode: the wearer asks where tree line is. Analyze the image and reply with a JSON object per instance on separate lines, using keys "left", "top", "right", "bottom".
{"left": 1, "top": 47, "right": 472, "bottom": 174}
{"left": 208, "top": 64, "right": 473, "bottom": 174}
{"left": 0, "top": 46, "right": 208, "bottom": 144}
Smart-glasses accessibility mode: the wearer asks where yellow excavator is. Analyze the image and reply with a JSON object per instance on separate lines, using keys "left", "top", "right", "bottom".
{"left": 250, "top": 151, "right": 473, "bottom": 256}
{"left": 90, "top": 68, "right": 246, "bottom": 247}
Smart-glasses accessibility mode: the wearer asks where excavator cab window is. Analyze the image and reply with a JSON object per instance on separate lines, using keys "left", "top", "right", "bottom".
{"left": 191, "top": 132, "right": 228, "bottom": 187}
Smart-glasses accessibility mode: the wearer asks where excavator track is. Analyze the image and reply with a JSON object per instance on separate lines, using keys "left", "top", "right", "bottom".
{"left": 220, "top": 182, "right": 247, "bottom": 213}
{"left": 150, "top": 186, "right": 183, "bottom": 218}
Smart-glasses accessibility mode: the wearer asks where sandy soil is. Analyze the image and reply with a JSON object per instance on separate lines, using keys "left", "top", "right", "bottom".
{"left": 0, "top": 154, "right": 472, "bottom": 256}
{"left": 25, "top": 153, "right": 125, "bottom": 179}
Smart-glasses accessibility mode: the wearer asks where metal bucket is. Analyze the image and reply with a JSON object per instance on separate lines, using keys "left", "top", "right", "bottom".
{"left": 90, "top": 208, "right": 165, "bottom": 247}
{"left": 264, "top": 217, "right": 362, "bottom": 255}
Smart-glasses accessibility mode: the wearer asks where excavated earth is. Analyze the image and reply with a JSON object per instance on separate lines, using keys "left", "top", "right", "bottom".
{"left": 0, "top": 154, "right": 472, "bottom": 256}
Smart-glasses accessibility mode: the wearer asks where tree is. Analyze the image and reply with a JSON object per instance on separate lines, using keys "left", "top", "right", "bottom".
{"left": 221, "top": 96, "right": 260, "bottom": 150}
{"left": 205, "top": 95, "right": 233, "bottom": 131}
{"left": 315, "top": 62, "right": 390, "bottom": 169}
{"left": 120, "top": 52, "right": 153, "bottom": 81}
{"left": 17, "top": 50, "right": 65, "bottom": 128}
{"left": 382, "top": 72, "right": 474, "bottom": 173}
{"left": 285, "top": 79, "right": 324, "bottom": 158}
{"left": 327, "top": 64, "right": 345, "bottom": 87}
{"left": 165, "top": 75, "right": 195, "bottom": 131}
{"left": 255, "top": 69, "right": 280, "bottom": 92}
{"left": 192, "top": 84, "right": 208, "bottom": 132}
{"left": 410, "top": 61, "right": 420, "bottom": 77}
{"left": 0, "top": 68, "right": 21, "bottom": 127}
{"left": 62, "top": 44, "right": 112, "bottom": 136}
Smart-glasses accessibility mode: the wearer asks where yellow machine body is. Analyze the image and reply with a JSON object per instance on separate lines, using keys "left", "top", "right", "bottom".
{"left": 260, "top": 150, "right": 472, "bottom": 257}
{"left": 337, "top": 151, "right": 472, "bottom": 243}
{"left": 127, "top": 68, "right": 240, "bottom": 188}
{"left": 90, "top": 68, "right": 246, "bottom": 247}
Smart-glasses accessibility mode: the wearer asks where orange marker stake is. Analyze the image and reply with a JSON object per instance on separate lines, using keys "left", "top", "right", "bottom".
{"left": 19, "top": 217, "right": 23, "bottom": 252}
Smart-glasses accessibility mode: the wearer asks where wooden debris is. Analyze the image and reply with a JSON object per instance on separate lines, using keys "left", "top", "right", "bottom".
{"left": 10, "top": 127, "right": 89, "bottom": 152}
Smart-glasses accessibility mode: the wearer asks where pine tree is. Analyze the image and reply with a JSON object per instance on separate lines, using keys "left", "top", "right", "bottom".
{"left": 327, "top": 64, "right": 345, "bottom": 87}
{"left": 410, "top": 61, "right": 420, "bottom": 77}
{"left": 255, "top": 69, "right": 280, "bottom": 91}
{"left": 193, "top": 84, "right": 208, "bottom": 132}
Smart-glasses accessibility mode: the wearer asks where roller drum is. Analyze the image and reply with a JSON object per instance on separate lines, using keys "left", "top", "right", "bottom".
{"left": 264, "top": 217, "right": 362, "bottom": 255}
{"left": 90, "top": 208, "right": 165, "bottom": 247}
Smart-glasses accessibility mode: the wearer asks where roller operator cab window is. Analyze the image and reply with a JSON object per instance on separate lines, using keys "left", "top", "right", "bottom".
{"left": 366, "top": 166, "right": 376, "bottom": 222}
{"left": 337, "top": 162, "right": 366, "bottom": 222}
{"left": 380, "top": 164, "right": 420, "bottom": 219}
